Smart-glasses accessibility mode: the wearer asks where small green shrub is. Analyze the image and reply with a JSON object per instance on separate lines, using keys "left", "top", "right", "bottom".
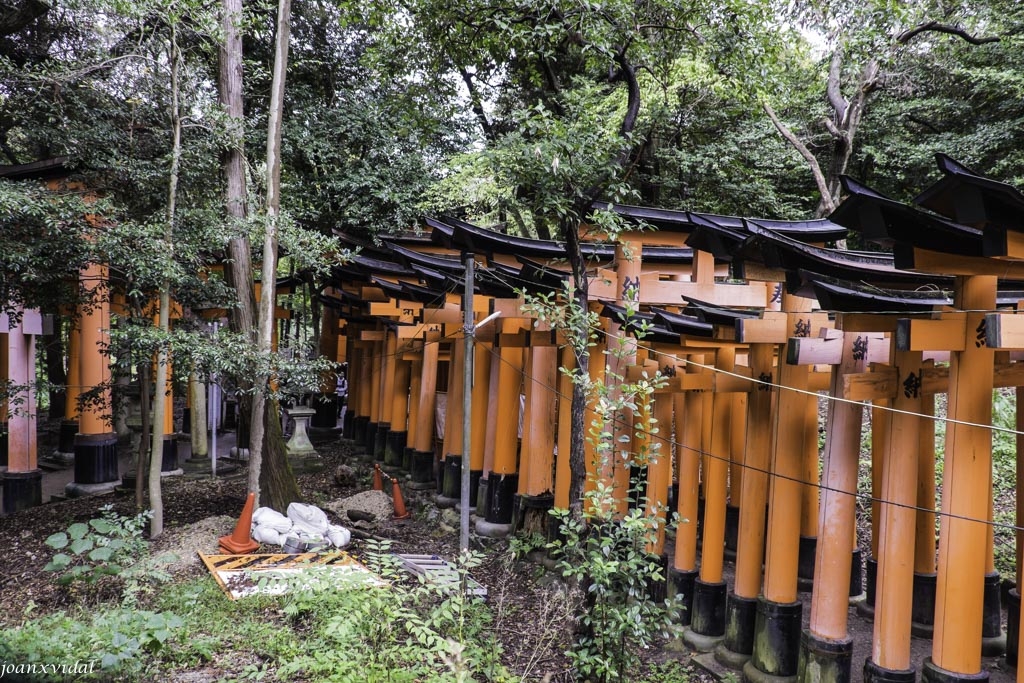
{"left": 44, "top": 504, "right": 174, "bottom": 603}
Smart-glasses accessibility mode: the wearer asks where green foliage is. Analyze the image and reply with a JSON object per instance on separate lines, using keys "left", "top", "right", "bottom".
{"left": 273, "top": 539, "right": 511, "bottom": 682}
{"left": 43, "top": 504, "right": 173, "bottom": 603}
{"left": 0, "top": 603, "right": 183, "bottom": 680}
{"left": 532, "top": 273, "right": 681, "bottom": 682}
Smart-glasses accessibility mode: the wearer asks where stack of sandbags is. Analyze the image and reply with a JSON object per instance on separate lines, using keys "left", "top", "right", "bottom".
{"left": 250, "top": 503, "right": 351, "bottom": 549}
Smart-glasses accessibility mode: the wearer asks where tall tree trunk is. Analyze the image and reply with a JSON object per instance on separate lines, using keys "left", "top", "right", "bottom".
{"left": 562, "top": 215, "right": 590, "bottom": 519}
{"left": 248, "top": 0, "right": 293, "bottom": 508}
{"left": 219, "top": 0, "right": 256, "bottom": 454}
{"left": 136, "top": 358, "right": 151, "bottom": 510}
{"left": 150, "top": 22, "right": 183, "bottom": 538}
{"left": 260, "top": 398, "right": 300, "bottom": 510}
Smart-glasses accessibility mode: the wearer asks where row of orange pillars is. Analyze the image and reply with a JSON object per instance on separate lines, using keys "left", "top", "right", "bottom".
{"left": 332, "top": 279, "right": 1022, "bottom": 683}
{"left": 0, "top": 273, "right": 200, "bottom": 516}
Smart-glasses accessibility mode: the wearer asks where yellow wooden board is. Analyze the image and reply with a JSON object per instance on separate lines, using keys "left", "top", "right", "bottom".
{"left": 199, "top": 551, "right": 380, "bottom": 600}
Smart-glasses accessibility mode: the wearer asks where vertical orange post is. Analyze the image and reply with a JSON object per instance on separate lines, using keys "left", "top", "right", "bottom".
{"left": 374, "top": 330, "right": 398, "bottom": 460}
{"left": 1, "top": 313, "right": 42, "bottom": 514}
{"left": 554, "top": 345, "right": 575, "bottom": 510}
{"left": 798, "top": 383, "right": 820, "bottom": 587}
{"left": 468, "top": 340, "right": 491, "bottom": 507}
{"left": 384, "top": 357, "right": 411, "bottom": 468}
{"left": 670, "top": 355, "right": 703, "bottom": 626}
{"left": 477, "top": 342, "right": 523, "bottom": 533}
{"left": 439, "top": 338, "right": 465, "bottom": 502}
{"left": 404, "top": 355, "right": 423, "bottom": 471}
{"left": 867, "top": 349, "right": 922, "bottom": 679}
{"left": 520, "top": 344, "right": 557, "bottom": 497}
{"left": 686, "top": 347, "right": 734, "bottom": 651}
{"left": 928, "top": 275, "right": 996, "bottom": 680}
{"left": 409, "top": 337, "right": 439, "bottom": 487}
{"left": 746, "top": 294, "right": 812, "bottom": 682}
{"left": 726, "top": 387, "right": 747, "bottom": 556}
{"left": 478, "top": 348, "right": 502, "bottom": 508}
{"left": 719, "top": 343, "right": 775, "bottom": 666}
{"left": 912, "top": 391, "right": 938, "bottom": 637}
{"left": 645, "top": 372, "right": 673, "bottom": 557}
{"left": 798, "top": 331, "right": 870, "bottom": 681}
{"left": 67, "top": 262, "right": 120, "bottom": 496}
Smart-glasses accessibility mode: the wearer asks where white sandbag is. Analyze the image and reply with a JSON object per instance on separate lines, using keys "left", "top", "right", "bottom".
{"left": 288, "top": 502, "right": 329, "bottom": 536}
{"left": 326, "top": 524, "right": 351, "bottom": 549}
{"left": 252, "top": 525, "right": 284, "bottom": 546}
{"left": 252, "top": 507, "right": 292, "bottom": 533}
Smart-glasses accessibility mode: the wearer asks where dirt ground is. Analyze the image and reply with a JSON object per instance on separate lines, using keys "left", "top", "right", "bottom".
{"left": 0, "top": 421, "right": 717, "bottom": 682}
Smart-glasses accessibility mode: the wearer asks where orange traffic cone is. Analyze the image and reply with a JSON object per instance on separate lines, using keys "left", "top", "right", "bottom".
{"left": 219, "top": 491, "right": 260, "bottom": 554}
{"left": 372, "top": 463, "right": 384, "bottom": 491}
{"left": 391, "top": 478, "right": 410, "bottom": 520}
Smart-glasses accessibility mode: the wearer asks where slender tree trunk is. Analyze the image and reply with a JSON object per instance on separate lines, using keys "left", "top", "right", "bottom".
{"left": 150, "top": 22, "right": 183, "bottom": 538}
{"left": 248, "top": 0, "right": 293, "bottom": 508}
{"left": 562, "top": 215, "right": 590, "bottom": 519}
{"left": 219, "top": 0, "right": 256, "bottom": 454}
{"left": 136, "top": 359, "right": 151, "bottom": 510}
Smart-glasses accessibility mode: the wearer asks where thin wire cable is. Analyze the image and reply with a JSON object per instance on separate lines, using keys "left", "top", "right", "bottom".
{"left": 476, "top": 338, "right": 1024, "bottom": 535}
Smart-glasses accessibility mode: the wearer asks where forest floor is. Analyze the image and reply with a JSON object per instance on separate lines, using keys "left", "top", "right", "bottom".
{"left": 0, "top": 421, "right": 716, "bottom": 682}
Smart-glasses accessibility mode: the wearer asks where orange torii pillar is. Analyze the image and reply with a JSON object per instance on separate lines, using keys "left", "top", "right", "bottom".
{"left": 668, "top": 354, "right": 706, "bottom": 627}
{"left": 311, "top": 304, "right": 340, "bottom": 432}
{"left": 797, "top": 372, "right": 821, "bottom": 589}
{"left": 791, "top": 329, "right": 876, "bottom": 682}
{"left": 466, "top": 339, "right": 492, "bottom": 508}
{"left": 55, "top": 320, "right": 81, "bottom": 462}
{"left": 476, "top": 333, "right": 524, "bottom": 537}
{"left": 66, "top": 262, "right": 120, "bottom": 496}
{"left": 745, "top": 294, "right": 815, "bottom": 682}
{"left": 553, "top": 343, "right": 575, "bottom": 520}
{"left": 477, "top": 341, "right": 503, "bottom": 507}
{"left": 645, "top": 368, "right": 674, "bottom": 561}
{"left": 438, "top": 337, "right": 465, "bottom": 504}
{"left": 384, "top": 356, "right": 412, "bottom": 470}
{"left": 402, "top": 350, "right": 423, "bottom": 472}
{"left": 716, "top": 342, "right": 775, "bottom": 668}
{"left": 352, "top": 339, "right": 374, "bottom": 447}
{"left": 374, "top": 329, "right": 398, "bottom": 460}
{"left": 911, "top": 393, "right": 938, "bottom": 638}
{"left": 514, "top": 339, "right": 558, "bottom": 530}
{"left": 409, "top": 333, "right": 440, "bottom": 488}
{"left": 685, "top": 346, "right": 736, "bottom": 652}
{"left": 925, "top": 275, "right": 997, "bottom": 682}
{"left": 725, "top": 378, "right": 747, "bottom": 558}
{"left": 364, "top": 333, "right": 383, "bottom": 453}
{"left": 1, "top": 308, "right": 43, "bottom": 515}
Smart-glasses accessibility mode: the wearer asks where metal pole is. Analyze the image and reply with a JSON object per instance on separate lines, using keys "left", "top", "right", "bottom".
{"left": 210, "top": 321, "right": 219, "bottom": 479}
{"left": 461, "top": 253, "right": 474, "bottom": 552}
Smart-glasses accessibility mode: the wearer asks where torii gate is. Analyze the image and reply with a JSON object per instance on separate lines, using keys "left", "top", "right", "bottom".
{"left": 1, "top": 306, "right": 46, "bottom": 515}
